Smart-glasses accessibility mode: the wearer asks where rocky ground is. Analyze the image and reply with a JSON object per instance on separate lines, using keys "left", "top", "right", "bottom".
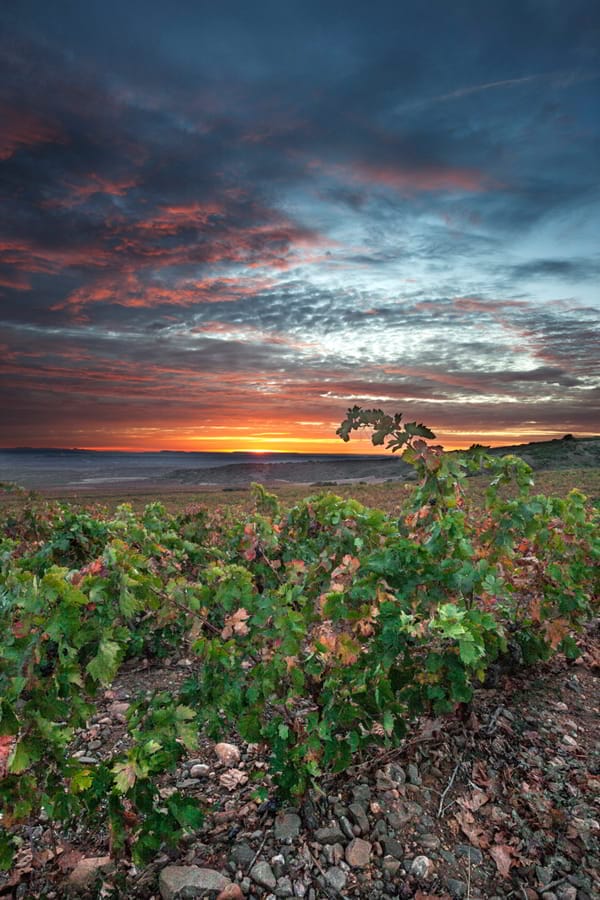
{"left": 2, "top": 625, "right": 598, "bottom": 900}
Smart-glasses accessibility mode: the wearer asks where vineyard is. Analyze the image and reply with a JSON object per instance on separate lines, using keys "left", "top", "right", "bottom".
{"left": 0, "top": 410, "right": 598, "bottom": 899}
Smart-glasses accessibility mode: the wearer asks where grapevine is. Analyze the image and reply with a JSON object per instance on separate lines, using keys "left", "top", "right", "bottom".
{"left": 0, "top": 413, "right": 598, "bottom": 876}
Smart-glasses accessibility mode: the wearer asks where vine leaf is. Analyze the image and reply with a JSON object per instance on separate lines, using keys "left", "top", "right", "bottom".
{"left": 221, "top": 608, "right": 250, "bottom": 639}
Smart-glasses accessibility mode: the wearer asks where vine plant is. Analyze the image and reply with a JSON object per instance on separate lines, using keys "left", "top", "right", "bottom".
{"left": 0, "top": 411, "right": 598, "bottom": 872}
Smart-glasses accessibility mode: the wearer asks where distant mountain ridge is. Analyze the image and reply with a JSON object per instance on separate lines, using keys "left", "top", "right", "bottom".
{"left": 476, "top": 435, "right": 600, "bottom": 471}
{"left": 167, "top": 436, "right": 600, "bottom": 486}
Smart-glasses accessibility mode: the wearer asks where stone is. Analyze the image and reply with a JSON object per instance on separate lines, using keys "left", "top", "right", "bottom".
{"left": 216, "top": 887, "right": 245, "bottom": 900}
{"left": 381, "top": 837, "right": 403, "bottom": 860}
{"left": 556, "top": 889, "right": 576, "bottom": 900}
{"left": 419, "top": 834, "right": 440, "bottom": 850}
{"left": 323, "top": 843, "right": 344, "bottom": 866}
{"left": 382, "top": 856, "right": 401, "bottom": 875}
{"left": 214, "top": 742, "right": 241, "bottom": 766}
{"left": 407, "top": 764, "right": 421, "bottom": 785}
{"left": 536, "top": 866, "right": 554, "bottom": 887}
{"left": 348, "top": 802, "right": 370, "bottom": 835}
{"left": 456, "top": 844, "right": 483, "bottom": 865}
{"left": 409, "top": 855, "right": 433, "bottom": 880}
{"left": 271, "top": 853, "right": 287, "bottom": 878}
{"left": 446, "top": 878, "right": 467, "bottom": 898}
{"left": 159, "top": 866, "right": 231, "bottom": 899}
{"left": 190, "top": 764, "right": 210, "bottom": 778}
{"left": 68, "top": 856, "right": 114, "bottom": 891}
{"left": 250, "top": 861, "right": 277, "bottom": 891}
{"left": 275, "top": 876, "right": 294, "bottom": 897}
{"left": 345, "top": 838, "right": 372, "bottom": 868}
{"left": 314, "top": 826, "right": 345, "bottom": 845}
{"left": 325, "top": 867, "right": 347, "bottom": 892}
{"left": 274, "top": 812, "right": 302, "bottom": 841}
{"left": 339, "top": 815, "right": 355, "bottom": 840}
{"left": 230, "top": 843, "right": 255, "bottom": 867}
{"left": 352, "top": 783, "right": 371, "bottom": 803}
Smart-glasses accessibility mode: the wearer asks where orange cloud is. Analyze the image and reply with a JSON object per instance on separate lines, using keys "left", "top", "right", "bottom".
{"left": 0, "top": 106, "right": 65, "bottom": 160}
{"left": 353, "top": 162, "right": 489, "bottom": 193}
{"left": 311, "top": 158, "right": 490, "bottom": 194}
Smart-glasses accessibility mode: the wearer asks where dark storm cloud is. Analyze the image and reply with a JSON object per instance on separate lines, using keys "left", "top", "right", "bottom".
{"left": 0, "top": 0, "right": 599, "bottom": 447}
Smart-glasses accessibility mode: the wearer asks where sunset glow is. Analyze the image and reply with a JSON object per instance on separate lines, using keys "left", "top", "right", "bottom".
{"left": 1, "top": 2, "right": 598, "bottom": 451}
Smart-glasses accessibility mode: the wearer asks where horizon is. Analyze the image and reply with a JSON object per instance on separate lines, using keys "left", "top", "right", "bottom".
{"left": 1, "top": 1, "right": 598, "bottom": 451}
{"left": 2, "top": 432, "right": 598, "bottom": 455}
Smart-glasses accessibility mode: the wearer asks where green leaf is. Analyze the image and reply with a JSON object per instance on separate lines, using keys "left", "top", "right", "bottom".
{"left": 86, "top": 639, "right": 121, "bottom": 685}
{"left": 8, "top": 740, "right": 32, "bottom": 774}
{"left": 458, "top": 639, "right": 483, "bottom": 666}
{"left": 70, "top": 768, "right": 94, "bottom": 793}
{"left": 383, "top": 710, "right": 394, "bottom": 736}
{"left": 278, "top": 724, "right": 290, "bottom": 740}
{"left": 0, "top": 830, "right": 16, "bottom": 871}
{"left": 167, "top": 794, "right": 204, "bottom": 829}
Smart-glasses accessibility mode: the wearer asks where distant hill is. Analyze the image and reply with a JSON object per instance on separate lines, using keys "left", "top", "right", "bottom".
{"left": 166, "top": 436, "right": 600, "bottom": 486}
{"left": 474, "top": 435, "right": 600, "bottom": 472}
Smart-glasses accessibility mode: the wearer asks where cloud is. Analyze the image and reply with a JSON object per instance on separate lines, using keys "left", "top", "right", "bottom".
{"left": 0, "top": 1, "right": 598, "bottom": 447}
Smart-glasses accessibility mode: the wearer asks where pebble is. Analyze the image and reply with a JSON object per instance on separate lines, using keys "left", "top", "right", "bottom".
{"left": 348, "top": 801, "right": 370, "bottom": 835}
{"left": 352, "top": 783, "right": 371, "bottom": 803}
{"left": 314, "top": 826, "right": 345, "bottom": 845}
{"left": 158, "top": 866, "right": 231, "bottom": 900}
{"left": 381, "top": 836, "right": 403, "bottom": 860}
{"left": 323, "top": 843, "right": 344, "bottom": 866}
{"left": 345, "top": 837, "right": 372, "bottom": 868}
{"left": 419, "top": 833, "right": 441, "bottom": 850}
{"left": 190, "top": 763, "right": 210, "bottom": 778}
{"left": 407, "top": 763, "right": 421, "bottom": 785}
{"left": 274, "top": 812, "right": 302, "bottom": 842}
{"left": 410, "top": 855, "right": 433, "bottom": 880}
{"left": 325, "top": 867, "right": 347, "bottom": 892}
{"left": 339, "top": 815, "right": 355, "bottom": 839}
{"left": 556, "top": 888, "right": 577, "bottom": 900}
{"left": 214, "top": 742, "right": 241, "bottom": 766}
{"left": 456, "top": 844, "right": 483, "bottom": 865}
{"left": 269, "top": 853, "right": 286, "bottom": 877}
{"left": 250, "top": 861, "right": 277, "bottom": 891}
{"left": 230, "top": 842, "right": 255, "bottom": 867}
{"left": 216, "top": 886, "right": 244, "bottom": 900}
{"left": 382, "top": 855, "right": 401, "bottom": 875}
{"left": 447, "top": 877, "right": 467, "bottom": 898}
{"left": 275, "top": 875, "right": 294, "bottom": 897}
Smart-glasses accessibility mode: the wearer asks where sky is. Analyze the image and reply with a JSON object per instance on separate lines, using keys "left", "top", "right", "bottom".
{"left": 1, "top": 0, "right": 599, "bottom": 452}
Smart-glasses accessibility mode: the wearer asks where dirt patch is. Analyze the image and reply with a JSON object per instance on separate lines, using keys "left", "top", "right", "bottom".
{"left": 3, "top": 624, "right": 598, "bottom": 899}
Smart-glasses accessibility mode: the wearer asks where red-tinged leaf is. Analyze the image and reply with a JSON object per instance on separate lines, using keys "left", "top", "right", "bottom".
{"left": 0, "top": 735, "right": 15, "bottom": 778}
{"left": 472, "top": 760, "right": 494, "bottom": 789}
{"left": 489, "top": 843, "right": 517, "bottom": 878}
{"left": 12, "top": 620, "right": 27, "bottom": 639}
{"left": 543, "top": 617, "right": 570, "bottom": 649}
{"left": 457, "top": 790, "right": 490, "bottom": 812}
{"left": 221, "top": 608, "right": 250, "bottom": 639}
{"left": 56, "top": 848, "right": 85, "bottom": 872}
{"left": 454, "top": 810, "right": 490, "bottom": 848}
